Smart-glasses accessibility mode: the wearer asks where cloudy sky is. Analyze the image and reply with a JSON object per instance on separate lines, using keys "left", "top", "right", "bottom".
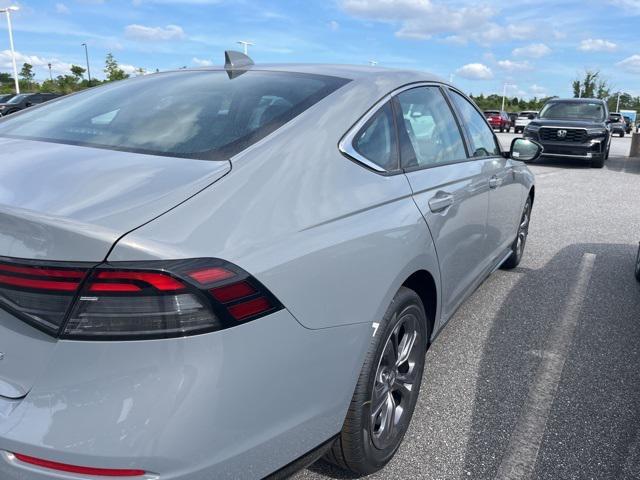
{"left": 0, "top": 0, "right": 638, "bottom": 98}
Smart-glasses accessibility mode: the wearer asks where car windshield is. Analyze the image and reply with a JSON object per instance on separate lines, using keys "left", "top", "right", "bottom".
{"left": 0, "top": 95, "right": 13, "bottom": 103}
{"left": 539, "top": 102, "right": 605, "bottom": 121}
{"left": 7, "top": 94, "right": 29, "bottom": 104}
{"left": 0, "top": 70, "right": 349, "bottom": 160}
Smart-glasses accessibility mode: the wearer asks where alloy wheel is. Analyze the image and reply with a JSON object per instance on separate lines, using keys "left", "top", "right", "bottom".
{"left": 516, "top": 200, "right": 531, "bottom": 260}
{"left": 370, "top": 312, "right": 422, "bottom": 450}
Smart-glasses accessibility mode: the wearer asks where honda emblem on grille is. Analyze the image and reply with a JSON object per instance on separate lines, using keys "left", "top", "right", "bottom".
{"left": 557, "top": 129, "right": 567, "bottom": 138}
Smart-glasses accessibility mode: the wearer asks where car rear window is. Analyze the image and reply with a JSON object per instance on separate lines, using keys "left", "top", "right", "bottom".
{"left": 484, "top": 111, "right": 499, "bottom": 116}
{"left": 0, "top": 70, "right": 349, "bottom": 160}
{"left": 539, "top": 102, "right": 605, "bottom": 122}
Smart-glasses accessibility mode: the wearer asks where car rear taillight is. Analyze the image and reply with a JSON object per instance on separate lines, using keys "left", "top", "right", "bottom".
{"left": 0, "top": 258, "right": 90, "bottom": 334}
{"left": 0, "top": 257, "right": 283, "bottom": 340}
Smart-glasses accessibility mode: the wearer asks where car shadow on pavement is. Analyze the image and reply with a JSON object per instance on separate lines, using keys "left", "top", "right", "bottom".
{"left": 605, "top": 156, "right": 640, "bottom": 175}
{"left": 462, "top": 242, "right": 640, "bottom": 480}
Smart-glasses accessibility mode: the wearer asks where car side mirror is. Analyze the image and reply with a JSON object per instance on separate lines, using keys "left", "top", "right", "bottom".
{"left": 25, "top": 102, "right": 32, "bottom": 107}
{"left": 510, "top": 138, "right": 542, "bottom": 162}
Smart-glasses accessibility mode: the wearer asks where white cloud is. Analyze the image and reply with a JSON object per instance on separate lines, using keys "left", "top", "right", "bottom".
{"left": 55, "top": 3, "right": 70, "bottom": 14}
{"left": 530, "top": 84, "right": 547, "bottom": 97}
{"left": 578, "top": 38, "right": 617, "bottom": 52}
{"left": 120, "top": 64, "right": 147, "bottom": 76}
{"left": 328, "top": 20, "right": 340, "bottom": 31}
{"left": 616, "top": 55, "right": 640, "bottom": 74}
{"left": 497, "top": 59, "right": 532, "bottom": 71}
{"left": 512, "top": 43, "right": 551, "bottom": 58}
{"left": 0, "top": 50, "right": 72, "bottom": 77}
{"left": 340, "top": 0, "right": 495, "bottom": 41}
{"left": 192, "top": 57, "right": 213, "bottom": 67}
{"left": 124, "top": 24, "right": 185, "bottom": 41}
{"left": 608, "top": 0, "right": 640, "bottom": 13}
{"left": 456, "top": 63, "right": 493, "bottom": 80}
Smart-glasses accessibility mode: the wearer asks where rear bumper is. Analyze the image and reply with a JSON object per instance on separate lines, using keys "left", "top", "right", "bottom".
{"left": 0, "top": 310, "right": 370, "bottom": 480}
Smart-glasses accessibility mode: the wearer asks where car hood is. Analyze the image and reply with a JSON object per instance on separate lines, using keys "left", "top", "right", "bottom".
{"left": 0, "top": 137, "right": 230, "bottom": 261}
{"left": 529, "top": 118, "right": 606, "bottom": 128}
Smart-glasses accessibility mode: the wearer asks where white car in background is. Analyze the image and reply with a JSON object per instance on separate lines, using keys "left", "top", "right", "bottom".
{"left": 515, "top": 110, "right": 538, "bottom": 134}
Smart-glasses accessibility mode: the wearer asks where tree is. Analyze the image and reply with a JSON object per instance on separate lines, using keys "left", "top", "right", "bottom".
{"left": 70, "top": 65, "right": 86, "bottom": 81}
{"left": 104, "top": 53, "right": 129, "bottom": 82}
{"left": 572, "top": 70, "right": 608, "bottom": 99}
{"left": 0, "top": 72, "right": 13, "bottom": 85}
{"left": 19, "top": 63, "right": 35, "bottom": 89}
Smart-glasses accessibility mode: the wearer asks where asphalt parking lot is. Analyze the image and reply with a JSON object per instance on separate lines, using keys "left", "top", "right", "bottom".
{"left": 296, "top": 132, "right": 640, "bottom": 479}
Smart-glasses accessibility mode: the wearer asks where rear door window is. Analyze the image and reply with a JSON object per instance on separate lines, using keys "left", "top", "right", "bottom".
{"left": 395, "top": 87, "right": 467, "bottom": 169}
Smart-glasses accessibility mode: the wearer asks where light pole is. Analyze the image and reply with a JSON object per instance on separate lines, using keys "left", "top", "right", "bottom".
{"left": 616, "top": 92, "right": 621, "bottom": 112}
{"left": 0, "top": 6, "right": 20, "bottom": 94}
{"left": 47, "top": 63, "right": 52, "bottom": 81}
{"left": 236, "top": 41, "right": 253, "bottom": 55}
{"left": 501, "top": 83, "right": 516, "bottom": 112}
{"left": 81, "top": 43, "right": 91, "bottom": 84}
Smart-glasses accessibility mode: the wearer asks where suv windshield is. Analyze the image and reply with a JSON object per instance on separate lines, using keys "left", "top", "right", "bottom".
{"left": 0, "top": 70, "right": 349, "bottom": 160}
{"left": 539, "top": 101, "right": 605, "bottom": 121}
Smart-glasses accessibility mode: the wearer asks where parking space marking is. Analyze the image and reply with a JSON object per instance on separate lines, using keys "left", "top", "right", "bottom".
{"left": 494, "top": 253, "right": 596, "bottom": 480}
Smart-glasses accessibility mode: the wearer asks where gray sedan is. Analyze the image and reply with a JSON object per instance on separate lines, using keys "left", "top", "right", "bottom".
{"left": 0, "top": 53, "right": 538, "bottom": 479}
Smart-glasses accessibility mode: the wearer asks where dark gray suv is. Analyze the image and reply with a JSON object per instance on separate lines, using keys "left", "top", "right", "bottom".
{"left": 523, "top": 98, "right": 610, "bottom": 168}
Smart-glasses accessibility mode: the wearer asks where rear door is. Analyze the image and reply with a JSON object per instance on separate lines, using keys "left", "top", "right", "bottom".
{"left": 447, "top": 89, "right": 522, "bottom": 262}
{"left": 395, "top": 86, "right": 491, "bottom": 319}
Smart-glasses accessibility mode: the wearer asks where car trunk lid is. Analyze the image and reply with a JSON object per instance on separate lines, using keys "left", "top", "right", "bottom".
{"left": 0, "top": 137, "right": 230, "bottom": 261}
{"left": 0, "top": 137, "right": 230, "bottom": 399}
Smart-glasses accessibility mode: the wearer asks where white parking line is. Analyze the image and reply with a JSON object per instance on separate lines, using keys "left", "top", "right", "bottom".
{"left": 495, "top": 253, "right": 596, "bottom": 480}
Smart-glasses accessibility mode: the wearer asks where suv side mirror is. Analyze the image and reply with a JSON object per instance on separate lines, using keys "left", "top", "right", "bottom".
{"left": 510, "top": 138, "right": 542, "bottom": 162}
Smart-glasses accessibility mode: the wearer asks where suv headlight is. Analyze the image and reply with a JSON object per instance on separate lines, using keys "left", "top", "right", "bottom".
{"left": 586, "top": 128, "right": 607, "bottom": 136}
{"left": 524, "top": 124, "right": 540, "bottom": 134}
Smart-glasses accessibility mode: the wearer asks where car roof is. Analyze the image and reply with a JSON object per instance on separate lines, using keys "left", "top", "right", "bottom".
{"left": 166, "top": 63, "right": 450, "bottom": 91}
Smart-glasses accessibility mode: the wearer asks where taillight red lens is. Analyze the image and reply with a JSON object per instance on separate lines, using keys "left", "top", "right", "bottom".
{"left": 210, "top": 281, "right": 256, "bottom": 302}
{"left": 13, "top": 453, "right": 145, "bottom": 477}
{"left": 228, "top": 297, "right": 272, "bottom": 320}
{"left": 0, "top": 259, "right": 90, "bottom": 333}
{"left": 93, "top": 271, "right": 186, "bottom": 292}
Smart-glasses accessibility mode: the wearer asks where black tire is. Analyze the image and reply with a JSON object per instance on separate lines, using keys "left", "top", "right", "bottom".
{"left": 635, "top": 244, "right": 640, "bottom": 282}
{"left": 591, "top": 154, "right": 605, "bottom": 168}
{"left": 620, "top": 132, "right": 625, "bottom": 137}
{"left": 324, "top": 287, "right": 428, "bottom": 475}
{"left": 502, "top": 196, "right": 532, "bottom": 269}
{"left": 499, "top": 126, "right": 504, "bottom": 133}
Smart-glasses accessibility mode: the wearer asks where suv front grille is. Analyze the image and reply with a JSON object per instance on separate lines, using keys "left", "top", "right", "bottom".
{"left": 539, "top": 127, "right": 588, "bottom": 143}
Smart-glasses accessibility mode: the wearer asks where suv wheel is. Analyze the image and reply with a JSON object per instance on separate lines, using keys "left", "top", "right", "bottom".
{"left": 502, "top": 196, "right": 532, "bottom": 269}
{"left": 324, "top": 287, "right": 428, "bottom": 475}
{"left": 635, "top": 244, "right": 640, "bottom": 282}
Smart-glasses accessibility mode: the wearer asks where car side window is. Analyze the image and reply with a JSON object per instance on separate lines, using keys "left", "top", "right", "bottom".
{"left": 395, "top": 87, "right": 467, "bottom": 169}
{"left": 449, "top": 90, "right": 501, "bottom": 157}
{"left": 353, "top": 102, "right": 398, "bottom": 171}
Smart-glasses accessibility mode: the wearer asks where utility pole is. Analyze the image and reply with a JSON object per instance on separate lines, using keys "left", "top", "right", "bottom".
{"left": 236, "top": 41, "right": 254, "bottom": 55}
{"left": 1, "top": 6, "right": 20, "bottom": 94}
{"left": 48, "top": 63, "right": 52, "bottom": 81}
{"left": 501, "top": 83, "right": 515, "bottom": 112}
{"left": 81, "top": 43, "right": 92, "bottom": 84}
{"left": 616, "top": 92, "right": 621, "bottom": 112}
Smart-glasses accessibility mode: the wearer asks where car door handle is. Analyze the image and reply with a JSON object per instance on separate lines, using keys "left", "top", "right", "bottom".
{"left": 489, "top": 176, "right": 503, "bottom": 189}
{"left": 428, "top": 192, "right": 454, "bottom": 213}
